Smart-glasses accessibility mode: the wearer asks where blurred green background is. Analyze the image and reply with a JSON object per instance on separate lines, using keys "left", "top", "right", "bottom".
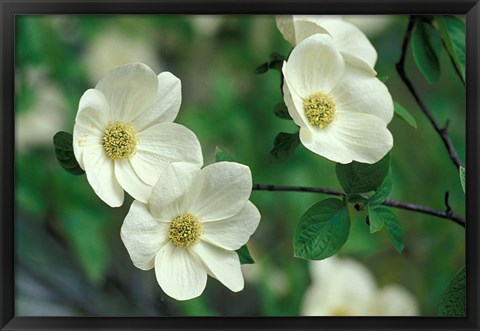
{"left": 15, "top": 15, "right": 465, "bottom": 316}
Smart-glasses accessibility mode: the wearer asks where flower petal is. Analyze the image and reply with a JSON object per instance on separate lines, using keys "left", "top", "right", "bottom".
{"left": 120, "top": 201, "right": 169, "bottom": 270}
{"left": 201, "top": 201, "right": 260, "bottom": 250}
{"left": 114, "top": 159, "right": 152, "bottom": 203}
{"left": 331, "top": 65, "right": 393, "bottom": 124}
{"left": 276, "top": 15, "right": 296, "bottom": 45}
{"left": 132, "top": 72, "right": 182, "bottom": 131}
{"left": 150, "top": 162, "right": 202, "bottom": 221}
{"left": 282, "top": 66, "right": 309, "bottom": 128}
{"left": 95, "top": 63, "right": 158, "bottom": 123}
{"left": 301, "top": 113, "right": 393, "bottom": 164}
{"left": 82, "top": 143, "right": 124, "bottom": 207}
{"left": 154, "top": 243, "right": 207, "bottom": 301}
{"left": 189, "top": 162, "right": 252, "bottom": 222}
{"left": 292, "top": 18, "right": 329, "bottom": 45}
{"left": 130, "top": 122, "right": 203, "bottom": 186}
{"left": 284, "top": 34, "right": 345, "bottom": 97}
{"left": 73, "top": 89, "right": 110, "bottom": 168}
{"left": 370, "top": 285, "right": 419, "bottom": 316}
{"left": 191, "top": 241, "right": 244, "bottom": 292}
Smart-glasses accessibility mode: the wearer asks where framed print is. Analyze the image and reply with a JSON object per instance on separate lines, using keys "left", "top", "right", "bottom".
{"left": 1, "top": 0, "right": 479, "bottom": 330}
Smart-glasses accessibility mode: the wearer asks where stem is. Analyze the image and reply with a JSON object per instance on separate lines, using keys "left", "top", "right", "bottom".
{"left": 252, "top": 184, "right": 465, "bottom": 228}
{"left": 396, "top": 16, "right": 463, "bottom": 169}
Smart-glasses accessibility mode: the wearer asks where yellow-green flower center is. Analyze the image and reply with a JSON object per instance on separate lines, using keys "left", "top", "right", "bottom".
{"left": 102, "top": 122, "right": 137, "bottom": 160}
{"left": 168, "top": 213, "right": 202, "bottom": 248}
{"left": 303, "top": 91, "right": 336, "bottom": 128}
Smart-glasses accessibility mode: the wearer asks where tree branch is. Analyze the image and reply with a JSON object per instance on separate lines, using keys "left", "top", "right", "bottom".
{"left": 252, "top": 184, "right": 465, "bottom": 228}
{"left": 396, "top": 16, "right": 463, "bottom": 169}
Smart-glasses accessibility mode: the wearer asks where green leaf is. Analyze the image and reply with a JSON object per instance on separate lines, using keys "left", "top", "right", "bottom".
{"left": 294, "top": 198, "right": 350, "bottom": 260}
{"left": 236, "top": 244, "right": 254, "bottom": 264}
{"left": 368, "top": 171, "right": 393, "bottom": 207}
{"left": 254, "top": 52, "right": 285, "bottom": 74}
{"left": 411, "top": 19, "right": 443, "bottom": 84}
{"left": 377, "top": 75, "right": 389, "bottom": 83}
{"left": 273, "top": 103, "right": 292, "bottom": 120}
{"left": 438, "top": 266, "right": 466, "bottom": 316}
{"left": 53, "top": 131, "right": 85, "bottom": 175}
{"left": 459, "top": 166, "right": 465, "bottom": 193}
{"left": 215, "top": 146, "right": 235, "bottom": 162}
{"left": 394, "top": 101, "right": 417, "bottom": 128}
{"left": 270, "top": 131, "right": 300, "bottom": 162}
{"left": 254, "top": 62, "right": 269, "bottom": 74}
{"left": 371, "top": 207, "right": 404, "bottom": 253}
{"left": 336, "top": 153, "right": 390, "bottom": 194}
{"left": 435, "top": 15, "right": 465, "bottom": 81}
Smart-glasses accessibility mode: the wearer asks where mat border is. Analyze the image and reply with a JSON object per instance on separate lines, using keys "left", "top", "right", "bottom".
{"left": 1, "top": 0, "right": 479, "bottom": 330}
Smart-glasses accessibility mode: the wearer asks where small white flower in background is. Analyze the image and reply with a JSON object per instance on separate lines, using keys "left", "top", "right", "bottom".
{"left": 276, "top": 15, "right": 377, "bottom": 74}
{"left": 73, "top": 63, "right": 203, "bottom": 207}
{"left": 120, "top": 161, "right": 261, "bottom": 301}
{"left": 282, "top": 34, "right": 393, "bottom": 164}
{"left": 301, "top": 256, "right": 419, "bottom": 316}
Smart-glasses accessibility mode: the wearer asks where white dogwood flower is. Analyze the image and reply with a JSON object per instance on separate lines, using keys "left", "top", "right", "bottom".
{"left": 282, "top": 34, "right": 393, "bottom": 164}
{"left": 120, "top": 161, "right": 261, "bottom": 300}
{"left": 73, "top": 63, "right": 203, "bottom": 207}
{"left": 276, "top": 15, "right": 377, "bottom": 74}
{"left": 301, "top": 256, "right": 419, "bottom": 316}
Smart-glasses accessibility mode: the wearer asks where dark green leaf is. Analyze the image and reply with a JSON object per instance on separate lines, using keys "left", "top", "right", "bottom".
{"left": 336, "top": 153, "right": 390, "bottom": 194}
{"left": 368, "top": 171, "right": 393, "bottom": 207}
{"left": 215, "top": 146, "right": 235, "bottom": 162}
{"left": 274, "top": 103, "right": 292, "bottom": 120}
{"left": 268, "top": 52, "right": 286, "bottom": 72}
{"left": 438, "top": 266, "right": 466, "bottom": 316}
{"left": 254, "top": 62, "right": 269, "bottom": 74}
{"left": 53, "top": 131, "right": 85, "bottom": 175}
{"left": 459, "top": 166, "right": 465, "bottom": 193}
{"left": 411, "top": 19, "right": 443, "bottom": 84}
{"left": 236, "top": 244, "right": 254, "bottom": 264}
{"left": 371, "top": 207, "right": 404, "bottom": 253}
{"left": 294, "top": 198, "right": 350, "bottom": 260}
{"left": 394, "top": 101, "right": 417, "bottom": 128}
{"left": 270, "top": 131, "right": 300, "bottom": 162}
{"left": 435, "top": 15, "right": 465, "bottom": 81}
{"left": 367, "top": 206, "right": 385, "bottom": 233}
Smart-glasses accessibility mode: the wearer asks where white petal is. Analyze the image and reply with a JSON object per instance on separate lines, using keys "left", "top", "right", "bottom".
{"left": 282, "top": 66, "right": 309, "bottom": 128}
{"left": 132, "top": 72, "right": 182, "bottom": 131}
{"left": 130, "top": 122, "right": 203, "bottom": 186}
{"left": 302, "top": 112, "right": 393, "bottom": 164}
{"left": 318, "top": 19, "right": 377, "bottom": 74}
{"left": 73, "top": 89, "right": 110, "bottom": 168}
{"left": 201, "top": 201, "right": 260, "bottom": 250}
{"left": 95, "top": 63, "right": 158, "bottom": 123}
{"left": 191, "top": 241, "right": 244, "bottom": 292}
{"left": 292, "top": 18, "right": 329, "bottom": 45}
{"left": 82, "top": 143, "right": 124, "bottom": 207}
{"left": 114, "top": 159, "right": 152, "bottom": 203}
{"left": 284, "top": 34, "right": 345, "bottom": 97}
{"left": 276, "top": 15, "right": 296, "bottom": 45}
{"left": 370, "top": 285, "right": 419, "bottom": 316}
{"left": 150, "top": 162, "right": 202, "bottom": 221}
{"left": 331, "top": 65, "right": 393, "bottom": 124}
{"left": 189, "top": 162, "right": 252, "bottom": 222}
{"left": 120, "top": 201, "right": 169, "bottom": 270}
{"left": 154, "top": 243, "right": 207, "bottom": 301}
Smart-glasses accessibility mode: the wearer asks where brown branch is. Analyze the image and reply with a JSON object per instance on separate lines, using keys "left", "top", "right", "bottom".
{"left": 252, "top": 184, "right": 465, "bottom": 227}
{"left": 396, "top": 16, "right": 463, "bottom": 169}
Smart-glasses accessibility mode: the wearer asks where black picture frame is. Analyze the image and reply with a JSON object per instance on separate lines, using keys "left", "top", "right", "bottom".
{"left": 1, "top": 0, "right": 479, "bottom": 330}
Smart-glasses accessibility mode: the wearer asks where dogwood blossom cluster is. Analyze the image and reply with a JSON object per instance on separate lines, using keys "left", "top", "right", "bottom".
{"left": 277, "top": 16, "right": 394, "bottom": 164}
{"left": 73, "top": 62, "right": 260, "bottom": 300}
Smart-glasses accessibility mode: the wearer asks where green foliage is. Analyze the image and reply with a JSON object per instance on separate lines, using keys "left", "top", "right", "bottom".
{"left": 368, "top": 171, "right": 393, "bottom": 207}
{"left": 214, "top": 146, "right": 235, "bottom": 162}
{"left": 270, "top": 131, "right": 300, "bottom": 162}
{"left": 336, "top": 153, "right": 391, "bottom": 194}
{"left": 237, "top": 244, "right": 255, "bottom": 264}
{"left": 438, "top": 266, "right": 466, "bottom": 316}
{"left": 294, "top": 198, "right": 350, "bottom": 260}
{"left": 273, "top": 103, "right": 292, "bottom": 120}
{"left": 254, "top": 52, "right": 285, "bottom": 74}
{"left": 370, "top": 206, "right": 404, "bottom": 253}
{"left": 394, "top": 101, "right": 417, "bottom": 128}
{"left": 459, "top": 166, "right": 465, "bottom": 193}
{"left": 53, "top": 131, "right": 85, "bottom": 175}
{"left": 435, "top": 15, "right": 465, "bottom": 82}
{"left": 411, "top": 18, "right": 443, "bottom": 84}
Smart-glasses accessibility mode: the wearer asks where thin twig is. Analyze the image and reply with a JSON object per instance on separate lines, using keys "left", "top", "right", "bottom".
{"left": 252, "top": 184, "right": 465, "bottom": 227}
{"left": 396, "top": 16, "right": 463, "bottom": 169}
